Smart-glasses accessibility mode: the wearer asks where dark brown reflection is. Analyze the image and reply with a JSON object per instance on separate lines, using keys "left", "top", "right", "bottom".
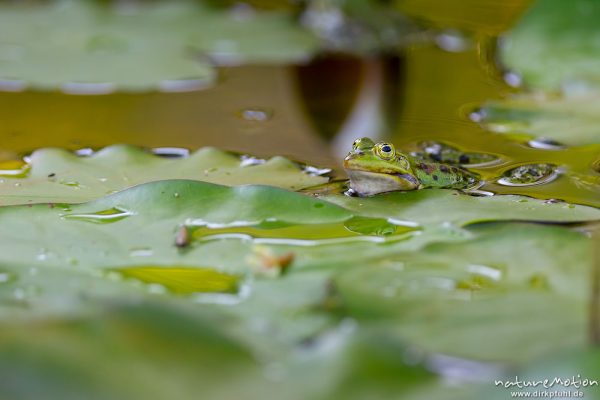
{"left": 0, "top": 66, "right": 335, "bottom": 167}
{"left": 294, "top": 54, "right": 406, "bottom": 149}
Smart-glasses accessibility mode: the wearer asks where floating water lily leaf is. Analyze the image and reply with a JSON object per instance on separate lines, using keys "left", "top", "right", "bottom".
{"left": 0, "top": 180, "right": 353, "bottom": 271}
{"left": 480, "top": 93, "right": 600, "bottom": 146}
{"left": 323, "top": 189, "right": 600, "bottom": 226}
{"left": 335, "top": 223, "right": 592, "bottom": 362}
{"left": 0, "top": 145, "right": 329, "bottom": 206}
{"left": 0, "top": 277, "right": 443, "bottom": 400}
{"left": 0, "top": 0, "right": 318, "bottom": 92}
{"left": 501, "top": 0, "right": 600, "bottom": 90}
{"left": 0, "top": 179, "right": 596, "bottom": 398}
{"left": 0, "top": 179, "right": 447, "bottom": 399}
{"left": 0, "top": 298, "right": 282, "bottom": 400}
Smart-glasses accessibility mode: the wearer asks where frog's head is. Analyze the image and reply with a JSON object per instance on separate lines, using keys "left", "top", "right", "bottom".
{"left": 343, "top": 137, "right": 419, "bottom": 196}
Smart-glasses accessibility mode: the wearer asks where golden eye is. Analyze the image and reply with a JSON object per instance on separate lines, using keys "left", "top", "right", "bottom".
{"left": 375, "top": 143, "right": 395, "bottom": 160}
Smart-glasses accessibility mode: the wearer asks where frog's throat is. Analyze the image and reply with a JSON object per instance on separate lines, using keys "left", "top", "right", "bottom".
{"left": 346, "top": 170, "right": 419, "bottom": 196}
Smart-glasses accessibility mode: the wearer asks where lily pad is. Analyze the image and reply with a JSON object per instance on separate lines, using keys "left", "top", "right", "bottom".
{"left": 335, "top": 223, "right": 592, "bottom": 362}
{"left": 0, "top": 284, "right": 442, "bottom": 400}
{"left": 322, "top": 189, "right": 600, "bottom": 226}
{"left": 480, "top": 93, "right": 600, "bottom": 146}
{"left": 0, "top": 180, "right": 355, "bottom": 271}
{"left": 0, "top": 0, "right": 318, "bottom": 92}
{"left": 0, "top": 179, "right": 447, "bottom": 399}
{"left": 501, "top": 0, "right": 600, "bottom": 90}
{"left": 0, "top": 178, "right": 597, "bottom": 397}
{"left": 0, "top": 145, "right": 329, "bottom": 206}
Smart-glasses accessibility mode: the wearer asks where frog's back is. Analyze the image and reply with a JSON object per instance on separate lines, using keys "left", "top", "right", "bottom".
{"left": 408, "top": 156, "right": 480, "bottom": 189}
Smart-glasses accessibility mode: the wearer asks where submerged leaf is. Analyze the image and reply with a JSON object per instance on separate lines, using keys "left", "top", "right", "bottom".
{"left": 480, "top": 93, "right": 600, "bottom": 146}
{"left": 501, "top": 0, "right": 600, "bottom": 90}
{"left": 0, "top": 0, "right": 318, "bottom": 92}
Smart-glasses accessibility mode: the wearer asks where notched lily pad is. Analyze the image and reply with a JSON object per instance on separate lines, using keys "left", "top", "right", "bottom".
{"left": 0, "top": 145, "right": 329, "bottom": 206}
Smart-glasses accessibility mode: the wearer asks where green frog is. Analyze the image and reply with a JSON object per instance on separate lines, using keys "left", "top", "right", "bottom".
{"left": 344, "top": 137, "right": 480, "bottom": 196}
{"left": 344, "top": 137, "right": 560, "bottom": 196}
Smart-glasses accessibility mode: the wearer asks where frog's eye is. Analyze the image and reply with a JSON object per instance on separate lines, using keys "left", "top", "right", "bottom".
{"left": 375, "top": 143, "right": 396, "bottom": 160}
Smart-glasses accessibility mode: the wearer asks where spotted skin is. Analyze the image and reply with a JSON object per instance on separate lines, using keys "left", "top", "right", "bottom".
{"left": 411, "top": 157, "right": 479, "bottom": 189}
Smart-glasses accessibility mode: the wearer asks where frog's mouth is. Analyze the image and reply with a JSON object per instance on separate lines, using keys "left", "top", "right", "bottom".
{"left": 345, "top": 170, "right": 419, "bottom": 196}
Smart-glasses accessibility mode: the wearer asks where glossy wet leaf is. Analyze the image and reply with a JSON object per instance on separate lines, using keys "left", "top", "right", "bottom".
{"left": 0, "top": 176, "right": 445, "bottom": 398}
{"left": 1, "top": 179, "right": 597, "bottom": 278}
{"left": 115, "top": 266, "right": 240, "bottom": 295}
{"left": 0, "top": 145, "right": 328, "bottom": 206}
{"left": 0, "top": 280, "right": 441, "bottom": 400}
{"left": 0, "top": 299, "right": 284, "bottom": 400}
{"left": 335, "top": 223, "right": 592, "bottom": 362}
{"left": 323, "top": 189, "right": 600, "bottom": 226}
{"left": 501, "top": 0, "right": 600, "bottom": 90}
{"left": 0, "top": 0, "right": 318, "bottom": 92}
{"left": 0, "top": 180, "right": 353, "bottom": 270}
{"left": 0, "top": 179, "right": 596, "bottom": 398}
